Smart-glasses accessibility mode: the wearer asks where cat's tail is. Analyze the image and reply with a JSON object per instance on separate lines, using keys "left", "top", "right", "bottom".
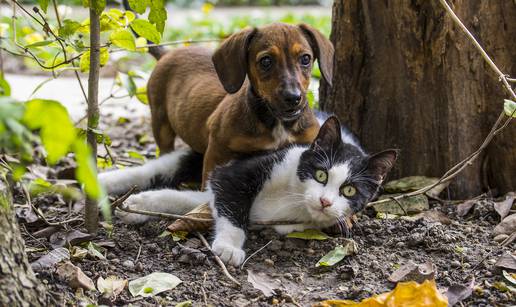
{"left": 98, "top": 148, "right": 203, "bottom": 195}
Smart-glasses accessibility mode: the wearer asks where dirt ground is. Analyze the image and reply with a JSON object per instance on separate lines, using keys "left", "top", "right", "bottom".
{"left": 18, "top": 113, "right": 515, "bottom": 306}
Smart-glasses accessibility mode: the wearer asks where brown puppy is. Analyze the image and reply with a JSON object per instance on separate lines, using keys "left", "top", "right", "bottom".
{"left": 147, "top": 23, "right": 334, "bottom": 183}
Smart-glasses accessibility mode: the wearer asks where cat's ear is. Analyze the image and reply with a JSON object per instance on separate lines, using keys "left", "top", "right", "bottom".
{"left": 367, "top": 149, "right": 399, "bottom": 183}
{"left": 311, "top": 116, "right": 342, "bottom": 150}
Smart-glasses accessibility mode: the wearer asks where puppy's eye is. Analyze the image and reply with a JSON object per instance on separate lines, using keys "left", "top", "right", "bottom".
{"left": 314, "top": 169, "right": 327, "bottom": 184}
{"left": 340, "top": 185, "right": 356, "bottom": 197}
{"left": 259, "top": 56, "right": 273, "bottom": 70}
{"left": 300, "top": 54, "right": 311, "bottom": 66}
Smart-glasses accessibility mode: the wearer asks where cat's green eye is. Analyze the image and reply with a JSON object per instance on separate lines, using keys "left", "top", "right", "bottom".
{"left": 314, "top": 170, "right": 328, "bottom": 183}
{"left": 341, "top": 185, "right": 356, "bottom": 197}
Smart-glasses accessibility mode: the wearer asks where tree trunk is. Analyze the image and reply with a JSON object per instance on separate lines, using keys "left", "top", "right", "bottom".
{"left": 85, "top": 6, "right": 101, "bottom": 235}
{"left": 0, "top": 181, "right": 48, "bottom": 306}
{"left": 320, "top": 0, "right": 515, "bottom": 198}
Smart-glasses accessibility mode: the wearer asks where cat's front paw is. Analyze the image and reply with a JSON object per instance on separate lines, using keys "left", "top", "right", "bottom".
{"left": 115, "top": 194, "right": 153, "bottom": 224}
{"left": 212, "top": 241, "right": 246, "bottom": 267}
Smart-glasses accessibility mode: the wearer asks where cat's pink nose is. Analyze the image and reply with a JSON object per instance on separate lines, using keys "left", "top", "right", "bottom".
{"left": 320, "top": 197, "right": 332, "bottom": 208}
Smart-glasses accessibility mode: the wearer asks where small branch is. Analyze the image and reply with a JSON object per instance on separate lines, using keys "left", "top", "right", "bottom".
{"left": 110, "top": 186, "right": 138, "bottom": 209}
{"left": 196, "top": 232, "right": 241, "bottom": 287}
{"left": 116, "top": 206, "right": 213, "bottom": 222}
{"left": 109, "top": 38, "right": 222, "bottom": 53}
{"left": 52, "top": 0, "right": 61, "bottom": 28}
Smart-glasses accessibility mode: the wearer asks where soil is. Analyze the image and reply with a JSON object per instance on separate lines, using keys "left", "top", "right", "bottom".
{"left": 17, "top": 113, "right": 515, "bottom": 306}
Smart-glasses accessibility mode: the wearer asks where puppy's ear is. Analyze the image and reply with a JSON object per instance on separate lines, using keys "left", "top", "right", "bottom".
{"left": 212, "top": 27, "right": 257, "bottom": 94}
{"left": 311, "top": 116, "right": 342, "bottom": 150}
{"left": 366, "top": 149, "right": 399, "bottom": 183}
{"left": 298, "top": 24, "right": 334, "bottom": 86}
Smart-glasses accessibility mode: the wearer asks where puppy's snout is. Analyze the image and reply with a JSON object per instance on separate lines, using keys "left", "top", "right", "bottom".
{"left": 282, "top": 88, "right": 302, "bottom": 107}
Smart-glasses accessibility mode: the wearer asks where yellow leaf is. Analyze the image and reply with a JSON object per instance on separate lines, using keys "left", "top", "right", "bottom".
{"left": 201, "top": 2, "right": 214, "bottom": 14}
{"left": 314, "top": 280, "right": 447, "bottom": 307}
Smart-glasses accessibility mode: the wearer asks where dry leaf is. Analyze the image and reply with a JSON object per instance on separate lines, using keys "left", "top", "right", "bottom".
{"left": 456, "top": 199, "right": 476, "bottom": 217}
{"left": 374, "top": 194, "right": 429, "bottom": 216}
{"left": 446, "top": 277, "right": 475, "bottom": 306}
{"left": 388, "top": 261, "right": 435, "bottom": 284}
{"left": 287, "top": 229, "right": 330, "bottom": 240}
{"left": 401, "top": 210, "right": 451, "bottom": 225}
{"left": 49, "top": 229, "right": 92, "bottom": 248}
{"left": 495, "top": 252, "right": 516, "bottom": 271}
{"left": 247, "top": 270, "right": 282, "bottom": 297}
{"left": 30, "top": 247, "right": 70, "bottom": 270}
{"left": 494, "top": 214, "right": 516, "bottom": 236}
{"left": 56, "top": 261, "right": 95, "bottom": 291}
{"left": 494, "top": 193, "right": 515, "bottom": 220}
{"left": 167, "top": 203, "right": 213, "bottom": 232}
{"left": 384, "top": 176, "right": 449, "bottom": 197}
{"left": 316, "top": 239, "right": 357, "bottom": 267}
{"left": 314, "top": 280, "right": 447, "bottom": 307}
{"left": 97, "top": 275, "right": 128, "bottom": 299}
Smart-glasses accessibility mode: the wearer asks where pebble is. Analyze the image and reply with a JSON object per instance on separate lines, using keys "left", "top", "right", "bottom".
{"left": 487, "top": 258, "right": 497, "bottom": 265}
{"left": 463, "top": 262, "right": 471, "bottom": 269}
{"left": 135, "top": 262, "right": 144, "bottom": 272}
{"left": 395, "top": 241, "right": 405, "bottom": 248}
{"left": 493, "top": 234, "right": 509, "bottom": 243}
{"left": 305, "top": 248, "right": 315, "bottom": 255}
{"left": 110, "top": 258, "right": 120, "bottom": 264}
{"left": 264, "top": 258, "right": 275, "bottom": 266}
{"left": 450, "top": 260, "right": 461, "bottom": 268}
{"left": 122, "top": 260, "right": 135, "bottom": 269}
{"left": 283, "top": 273, "right": 293, "bottom": 280}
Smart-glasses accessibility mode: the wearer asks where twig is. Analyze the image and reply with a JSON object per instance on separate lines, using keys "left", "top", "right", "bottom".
{"left": 240, "top": 240, "right": 272, "bottom": 270}
{"left": 116, "top": 206, "right": 214, "bottom": 222}
{"left": 501, "top": 231, "right": 516, "bottom": 247}
{"left": 135, "top": 244, "right": 142, "bottom": 262}
{"left": 110, "top": 186, "right": 138, "bottom": 209}
{"left": 22, "top": 184, "right": 83, "bottom": 226}
{"left": 109, "top": 38, "right": 222, "bottom": 53}
{"left": 196, "top": 232, "right": 241, "bottom": 287}
{"left": 390, "top": 197, "right": 407, "bottom": 215}
{"left": 52, "top": 0, "right": 61, "bottom": 28}
{"left": 368, "top": 1, "right": 515, "bottom": 207}
{"left": 201, "top": 272, "right": 208, "bottom": 306}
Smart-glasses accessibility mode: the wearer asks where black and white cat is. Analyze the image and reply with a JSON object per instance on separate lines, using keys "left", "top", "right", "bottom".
{"left": 99, "top": 115, "right": 397, "bottom": 266}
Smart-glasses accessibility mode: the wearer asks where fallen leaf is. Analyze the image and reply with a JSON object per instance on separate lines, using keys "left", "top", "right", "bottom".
{"left": 495, "top": 252, "right": 516, "bottom": 271}
{"left": 494, "top": 214, "right": 516, "bottom": 236}
{"left": 15, "top": 206, "right": 39, "bottom": 223}
{"left": 388, "top": 261, "right": 435, "bottom": 284}
{"left": 30, "top": 247, "right": 70, "bottom": 270}
{"left": 315, "top": 280, "right": 447, "bottom": 307}
{"left": 175, "top": 301, "right": 192, "bottom": 307}
{"left": 494, "top": 193, "right": 515, "bottom": 220}
{"left": 503, "top": 270, "right": 516, "bottom": 286}
{"left": 97, "top": 275, "right": 128, "bottom": 299}
{"left": 376, "top": 212, "right": 399, "bottom": 219}
{"left": 247, "top": 270, "right": 282, "bottom": 297}
{"left": 84, "top": 241, "right": 106, "bottom": 260}
{"left": 401, "top": 210, "right": 451, "bottom": 225}
{"left": 128, "top": 272, "right": 182, "bottom": 297}
{"left": 49, "top": 229, "right": 92, "bottom": 248}
{"left": 374, "top": 194, "right": 429, "bottom": 216}
{"left": 56, "top": 261, "right": 95, "bottom": 291}
{"left": 456, "top": 199, "right": 476, "bottom": 217}
{"left": 286, "top": 229, "right": 330, "bottom": 240}
{"left": 316, "top": 239, "right": 357, "bottom": 267}
{"left": 167, "top": 203, "right": 213, "bottom": 232}
{"left": 70, "top": 246, "right": 88, "bottom": 261}
{"left": 446, "top": 277, "right": 475, "bottom": 306}
{"left": 384, "top": 176, "right": 449, "bottom": 197}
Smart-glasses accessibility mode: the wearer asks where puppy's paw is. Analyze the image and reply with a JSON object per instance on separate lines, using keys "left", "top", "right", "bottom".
{"left": 212, "top": 241, "right": 246, "bottom": 267}
{"left": 115, "top": 194, "right": 152, "bottom": 224}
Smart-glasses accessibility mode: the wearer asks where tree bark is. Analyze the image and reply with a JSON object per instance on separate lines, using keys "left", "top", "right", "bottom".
{"left": 85, "top": 6, "right": 101, "bottom": 235}
{"left": 320, "top": 0, "right": 515, "bottom": 198}
{"left": 0, "top": 181, "right": 48, "bottom": 306}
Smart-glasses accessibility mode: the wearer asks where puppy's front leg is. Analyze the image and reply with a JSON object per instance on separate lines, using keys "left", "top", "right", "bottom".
{"left": 201, "top": 142, "right": 227, "bottom": 188}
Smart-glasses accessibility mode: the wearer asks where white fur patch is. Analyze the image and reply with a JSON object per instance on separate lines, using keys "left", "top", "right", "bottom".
{"left": 116, "top": 189, "right": 212, "bottom": 224}
{"left": 98, "top": 148, "right": 190, "bottom": 195}
{"left": 211, "top": 216, "right": 246, "bottom": 267}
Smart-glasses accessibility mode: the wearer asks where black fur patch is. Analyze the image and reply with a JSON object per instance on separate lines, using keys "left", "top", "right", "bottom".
{"left": 150, "top": 150, "right": 203, "bottom": 190}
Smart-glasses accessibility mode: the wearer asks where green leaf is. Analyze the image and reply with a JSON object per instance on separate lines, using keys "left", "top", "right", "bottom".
{"left": 79, "top": 48, "right": 109, "bottom": 72}
{"left": 59, "top": 19, "right": 81, "bottom": 38}
{"left": 85, "top": 241, "right": 106, "bottom": 260}
{"left": 37, "top": 0, "right": 49, "bottom": 13}
{"left": 0, "top": 73, "right": 11, "bottom": 96}
{"left": 149, "top": 0, "right": 167, "bottom": 34}
{"left": 128, "top": 0, "right": 149, "bottom": 14}
{"left": 136, "top": 86, "right": 148, "bottom": 104}
{"left": 130, "top": 19, "right": 161, "bottom": 44}
{"left": 316, "top": 240, "right": 357, "bottom": 267}
{"left": 286, "top": 229, "right": 329, "bottom": 240}
{"left": 128, "top": 272, "right": 182, "bottom": 297}
{"left": 110, "top": 29, "right": 136, "bottom": 51}
{"left": 128, "top": 150, "right": 146, "bottom": 161}
{"left": 23, "top": 99, "right": 76, "bottom": 165}
{"left": 25, "top": 40, "right": 54, "bottom": 48}
{"left": 73, "top": 140, "right": 101, "bottom": 200}
{"left": 504, "top": 99, "right": 516, "bottom": 118}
